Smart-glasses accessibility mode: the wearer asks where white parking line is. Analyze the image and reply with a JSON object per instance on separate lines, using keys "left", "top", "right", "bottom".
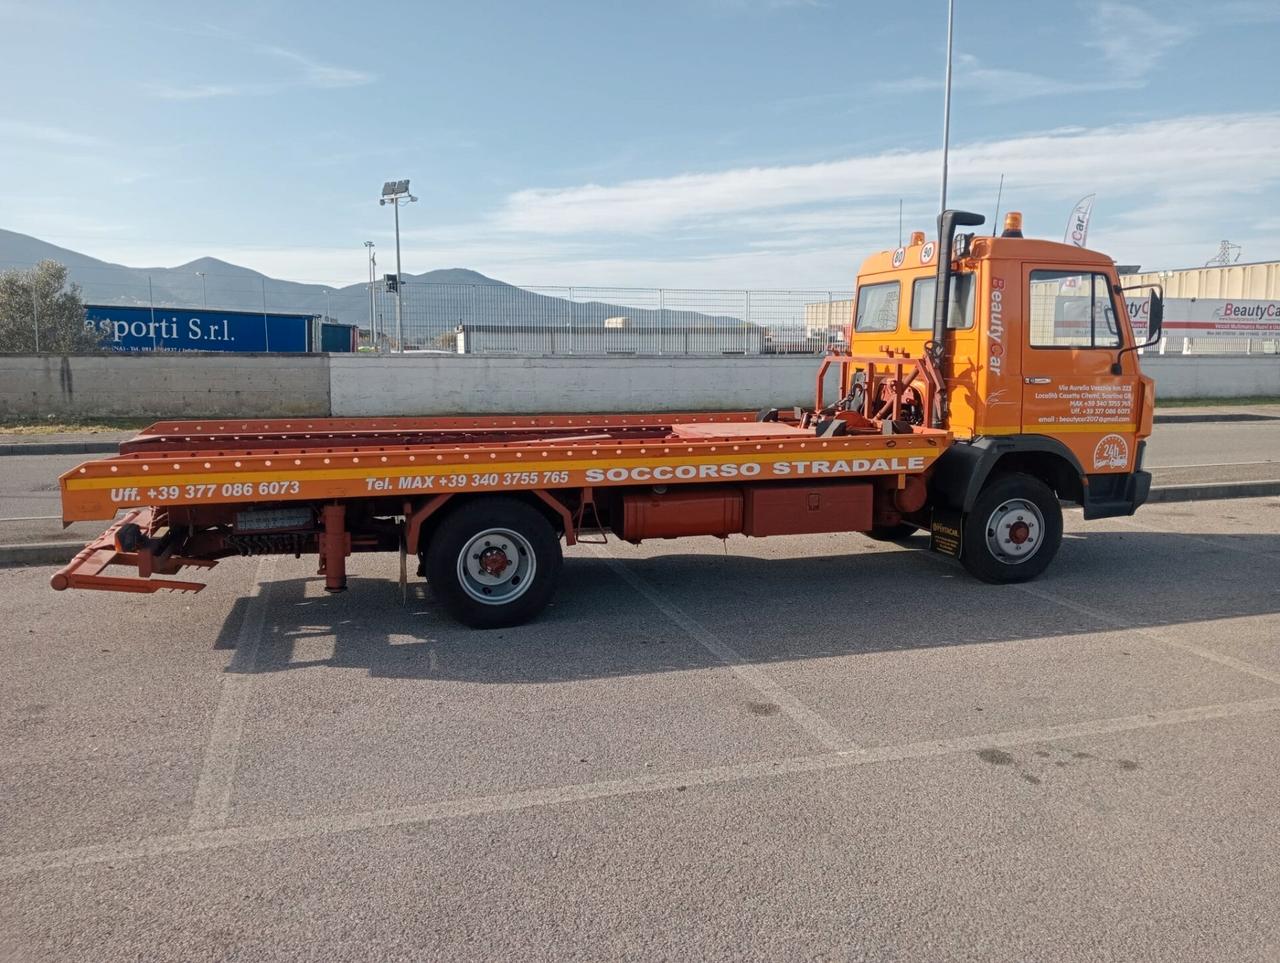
{"left": 4, "top": 693, "right": 1277, "bottom": 877}
{"left": 187, "top": 556, "right": 276, "bottom": 831}
{"left": 1013, "top": 582, "right": 1280, "bottom": 689}
{"left": 1113, "top": 515, "right": 1280, "bottom": 559}
{"left": 902, "top": 536, "right": 1280, "bottom": 688}
{"left": 1152, "top": 460, "right": 1277, "bottom": 469}
{"left": 590, "top": 545, "right": 855, "bottom": 752}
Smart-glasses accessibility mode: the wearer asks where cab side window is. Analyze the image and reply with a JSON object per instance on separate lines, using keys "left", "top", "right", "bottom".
{"left": 854, "top": 281, "right": 901, "bottom": 332}
{"left": 1029, "top": 271, "right": 1122, "bottom": 348}
{"left": 910, "top": 273, "right": 975, "bottom": 330}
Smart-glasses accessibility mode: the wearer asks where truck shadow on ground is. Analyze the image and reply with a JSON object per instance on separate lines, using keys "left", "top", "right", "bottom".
{"left": 210, "top": 527, "right": 1280, "bottom": 683}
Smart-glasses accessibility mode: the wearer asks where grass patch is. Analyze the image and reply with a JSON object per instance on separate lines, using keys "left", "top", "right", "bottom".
{"left": 1156, "top": 396, "right": 1280, "bottom": 408}
{"left": 0, "top": 417, "right": 152, "bottom": 435}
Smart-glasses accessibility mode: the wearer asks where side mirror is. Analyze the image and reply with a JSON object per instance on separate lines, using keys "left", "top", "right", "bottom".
{"left": 1147, "top": 290, "right": 1163, "bottom": 344}
{"left": 1113, "top": 282, "right": 1165, "bottom": 373}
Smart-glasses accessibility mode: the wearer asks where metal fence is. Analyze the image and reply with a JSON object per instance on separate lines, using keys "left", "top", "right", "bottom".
{"left": 369, "top": 284, "right": 854, "bottom": 356}
{"left": 7, "top": 254, "right": 1275, "bottom": 356}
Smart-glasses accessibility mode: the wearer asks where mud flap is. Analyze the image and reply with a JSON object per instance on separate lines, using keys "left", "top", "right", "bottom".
{"left": 929, "top": 506, "right": 964, "bottom": 557}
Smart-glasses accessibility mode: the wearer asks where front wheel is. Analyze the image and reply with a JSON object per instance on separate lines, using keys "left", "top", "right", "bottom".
{"left": 959, "top": 473, "right": 1062, "bottom": 584}
{"left": 425, "top": 497, "right": 563, "bottom": 628}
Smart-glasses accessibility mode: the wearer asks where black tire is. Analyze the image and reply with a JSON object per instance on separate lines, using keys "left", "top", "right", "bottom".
{"left": 960, "top": 472, "right": 1062, "bottom": 583}
{"left": 425, "top": 497, "right": 562, "bottom": 629}
{"left": 865, "top": 523, "right": 918, "bottom": 542}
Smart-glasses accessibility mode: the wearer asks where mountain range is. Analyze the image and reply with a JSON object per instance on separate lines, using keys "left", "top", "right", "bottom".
{"left": 0, "top": 229, "right": 748, "bottom": 338}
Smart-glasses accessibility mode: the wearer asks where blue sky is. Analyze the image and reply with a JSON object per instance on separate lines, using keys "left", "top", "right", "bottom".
{"left": 2, "top": 0, "right": 1278, "bottom": 287}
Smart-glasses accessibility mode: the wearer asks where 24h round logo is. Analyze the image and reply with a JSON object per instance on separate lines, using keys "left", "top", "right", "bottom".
{"left": 1092, "top": 433, "right": 1130, "bottom": 470}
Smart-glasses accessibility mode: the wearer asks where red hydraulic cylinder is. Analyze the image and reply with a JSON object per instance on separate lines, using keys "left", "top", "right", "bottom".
{"left": 321, "top": 503, "right": 350, "bottom": 592}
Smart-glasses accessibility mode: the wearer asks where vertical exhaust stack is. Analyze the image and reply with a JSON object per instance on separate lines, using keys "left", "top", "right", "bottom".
{"left": 930, "top": 209, "right": 986, "bottom": 428}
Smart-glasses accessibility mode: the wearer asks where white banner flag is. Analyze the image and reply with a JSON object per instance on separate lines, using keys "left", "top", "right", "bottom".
{"left": 1065, "top": 194, "right": 1096, "bottom": 248}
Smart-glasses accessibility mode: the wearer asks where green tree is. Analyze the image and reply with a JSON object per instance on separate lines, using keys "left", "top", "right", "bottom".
{"left": 0, "top": 260, "right": 101, "bottom": 353}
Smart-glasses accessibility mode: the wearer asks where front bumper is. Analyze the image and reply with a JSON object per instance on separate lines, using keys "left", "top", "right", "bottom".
{"left": 1081, "top": 442, "right": 1151, "bottom": 520}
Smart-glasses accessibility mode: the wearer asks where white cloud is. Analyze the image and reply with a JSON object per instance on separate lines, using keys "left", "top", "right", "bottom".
{"left": 0, "top": 120, "right": 101, "bottom": 147}
{"left": 1088, "top": 3, "right": 1192, "bottom": 81}
{"left": 885, "top": 5, "right": 1191, "bottom": 103}
{"left": 255, "top": 45, "right": 374, "bottom": 89}
{"left": 877, "top": 53, "right": 1140, "bottom": 103}
{"left": 147, "top": 44, "right": 373, "bottom": 100}
{"left": 149, "top": 83, "right": 246, "bottom": 101}
{"left": 15, "top": 110, "right": 1280, "bottom": 289}
{"left": 492, "top": 113, "right": 1280, "bottom": 237}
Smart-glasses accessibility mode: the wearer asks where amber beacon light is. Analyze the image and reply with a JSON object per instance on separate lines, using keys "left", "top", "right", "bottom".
{"left": 1001, "top": 211, "right": 1024, "bottom": 238}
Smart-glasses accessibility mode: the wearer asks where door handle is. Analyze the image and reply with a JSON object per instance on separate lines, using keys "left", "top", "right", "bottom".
{"left": 1024, "top": 377, "right": 1051, "bottom": 384}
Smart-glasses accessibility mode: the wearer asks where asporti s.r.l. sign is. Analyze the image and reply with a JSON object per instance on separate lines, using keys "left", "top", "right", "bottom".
{"left": 84, "top": 305, "right": 313, "bottom": 353}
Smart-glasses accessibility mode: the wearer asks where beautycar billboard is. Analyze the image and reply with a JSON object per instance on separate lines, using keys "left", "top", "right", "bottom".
{"left": 1124, "top": 297, "right": 1280, "bottom": 341}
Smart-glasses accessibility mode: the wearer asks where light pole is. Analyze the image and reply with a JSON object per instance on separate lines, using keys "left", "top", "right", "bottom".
{"left": 939, "top": 0, "right": 955, "bottom": 216}
{"left": 363, "top": 240, "right": 376, "bottom": 349}
{"left": 380, "top": 179, "right": 416, "bottom": 352}
{"left": 323, "top": 288, "right": 332, "bottom": 321}
{"left": 196, "top": 271, "right": 207, "bottom": 308}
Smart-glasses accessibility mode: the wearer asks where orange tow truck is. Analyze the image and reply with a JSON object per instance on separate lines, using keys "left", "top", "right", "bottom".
{"left": 52, "top": 210, "right": 1162, "bottom": 627}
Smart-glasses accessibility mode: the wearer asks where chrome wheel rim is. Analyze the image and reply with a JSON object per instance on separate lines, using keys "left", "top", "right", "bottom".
{"left": 456, "top": 528, "right": 536, "bottom": 605}
{"left": 984, "top": 498, "right": 1044, "bottom": 564}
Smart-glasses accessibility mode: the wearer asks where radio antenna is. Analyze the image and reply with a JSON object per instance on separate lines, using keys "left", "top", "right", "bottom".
{"left": 992, "top": 174, "right": 1004, "bottom": 236}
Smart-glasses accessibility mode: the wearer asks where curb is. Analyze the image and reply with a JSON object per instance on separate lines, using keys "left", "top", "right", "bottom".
{"left": 0, "top": 541, "right": 82, "bottom": 568}
{"left": 0, "top": 441, "right": 122, "bottom": 457}
{"left": 1153, "top": 412, "right": 1280, "bottom": 425}
{"left": 1144, "top": 479, "right": 1280, "bottom": 503}
{"left": 3, "top": 479, "right": 1277, "bottom": 571}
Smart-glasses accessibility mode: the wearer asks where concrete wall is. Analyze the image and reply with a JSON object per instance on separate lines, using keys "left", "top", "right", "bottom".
{"left": 1141, "top": 356, "right": 1280, "bottom": 399}
{"left": 0, "top": 353, "right": 331, "bottom": 418}
{"left": 1, "top": 353, "right": 1275, "bottom": 420}
{"left": 329, "top": 355, "right": 843, "bottom": 415}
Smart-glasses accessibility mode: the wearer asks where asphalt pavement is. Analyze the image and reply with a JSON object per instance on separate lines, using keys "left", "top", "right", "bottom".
{"left": 2, "top": 495, "right": 1279, "bottom": 961}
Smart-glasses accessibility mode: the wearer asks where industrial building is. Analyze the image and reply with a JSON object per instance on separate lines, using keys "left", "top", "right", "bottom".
{"left": 1122, "top": 259, "right": 1280, "bottom": 299}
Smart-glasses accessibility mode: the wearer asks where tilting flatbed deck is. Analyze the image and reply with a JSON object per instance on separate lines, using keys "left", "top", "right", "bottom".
{"left": 53, "top": 403, "right": 950, "bottom": 614}
{"left": 61, "top": 412, "right": 950, "bottom": 523}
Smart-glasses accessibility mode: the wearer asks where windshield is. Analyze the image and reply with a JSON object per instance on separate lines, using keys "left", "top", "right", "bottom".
{"left": 854, "top": 281, "right": 902, "bottom": 332}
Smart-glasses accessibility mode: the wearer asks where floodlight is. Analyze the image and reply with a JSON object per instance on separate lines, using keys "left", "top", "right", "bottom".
{"left": 378, "top": 178, "right": 417, "bottom": 352}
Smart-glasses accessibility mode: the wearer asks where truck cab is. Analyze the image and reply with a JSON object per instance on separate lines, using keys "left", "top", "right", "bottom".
{"left": 844, "top": 210, "right": 1157, "bottom": 531}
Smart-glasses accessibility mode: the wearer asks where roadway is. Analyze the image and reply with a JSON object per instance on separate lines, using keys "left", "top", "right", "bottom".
{"left": 2, "top": 494, "right": 1279, "bottom": 960}
{"left": 1149, "top": 416, "right": 1280, "bottom": 466}
{"left": 1, "top": 416, "right": 1278, "bottom": 547}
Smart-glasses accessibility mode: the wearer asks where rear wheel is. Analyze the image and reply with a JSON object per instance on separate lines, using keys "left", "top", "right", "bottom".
{"left": 960, "top": 473, "right": 1062, "bottom": 583}
{"left": 425, "top": 497, "right": 562, "bottom": 628}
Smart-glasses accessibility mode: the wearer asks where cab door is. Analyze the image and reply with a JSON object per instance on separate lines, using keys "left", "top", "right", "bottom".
{"left": 1019, "top": 265, "right": 1141, "bottom": 473}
